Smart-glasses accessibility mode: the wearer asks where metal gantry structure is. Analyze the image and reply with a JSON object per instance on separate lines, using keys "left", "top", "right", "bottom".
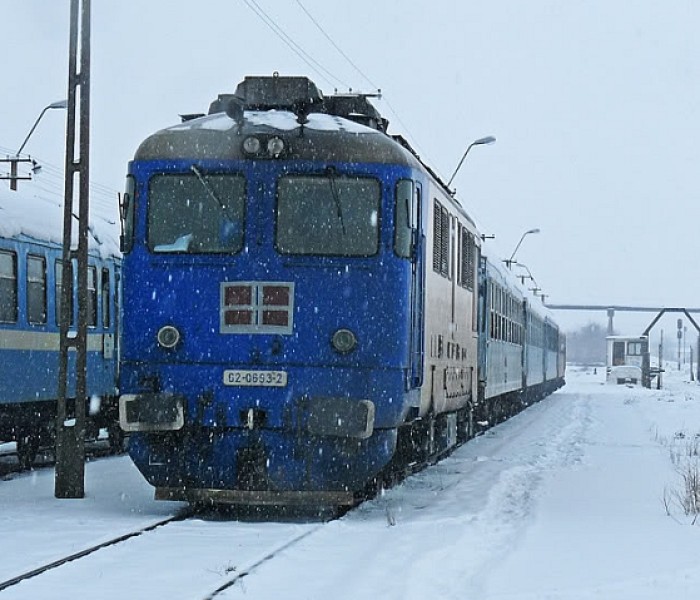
{"left": 546, "top": 303, "right": 700, "bottom": 386}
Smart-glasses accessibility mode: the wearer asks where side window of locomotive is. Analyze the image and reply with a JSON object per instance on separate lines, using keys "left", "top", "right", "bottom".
{"left": 0, "top": 250, "right": 18, "bottom": 323}
{"left": 87, "top": 266, "right": 97, "bottom": 327}
{"left": 27, "top": 254, "right": 47, "bottom": 325}
{"left": 394, "top": 179, "right": 414, "bottom": 258}
{"left": 459, "top": 227, "right": 475, "bottom": 291}
{"left": 276, "top": 175, "right": 380, "bottom": 256}
{"left": 120, "top": 175, "right": 136, "bottom": 253}
{"left": 55, "top": 260, "right": 75, "bottom": 327}
{"left": 432, "top": 201, "right": 450, "bottom": 277}
{"left": 148, "top": 173, "right": 246, "bottom": 254}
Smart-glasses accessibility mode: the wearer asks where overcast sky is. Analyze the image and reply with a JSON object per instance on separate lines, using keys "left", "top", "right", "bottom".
{"left": 2, "top": 1, "right": 699, "bottom": 338}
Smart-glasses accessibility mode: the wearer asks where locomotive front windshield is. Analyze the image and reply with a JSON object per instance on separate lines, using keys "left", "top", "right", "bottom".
{"left": 148, "top": 172, "right": 245, "bottom": 253}
{"left": 276, "top": 175, "right": 380, "bottom": 256}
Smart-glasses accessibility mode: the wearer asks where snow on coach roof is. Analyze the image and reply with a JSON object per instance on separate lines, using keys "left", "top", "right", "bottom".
{"left": 0, "top": 184, "right": 120, "bottom": 258}
{"left": 484, "top": 253, "right": 556, "bottom": 322}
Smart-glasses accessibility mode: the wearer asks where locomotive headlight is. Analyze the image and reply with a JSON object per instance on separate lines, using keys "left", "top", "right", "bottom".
{"left": 242, "top": 136, "right": 261, "bottom": 155}
{"left": 267, "top": 137, "right": 284, "bottom": 157}
{"left": 331, "top": 328, "right": 357, "bottom": 354}
{"left": 157, "top": 325, "right": 181, "bottom": 349}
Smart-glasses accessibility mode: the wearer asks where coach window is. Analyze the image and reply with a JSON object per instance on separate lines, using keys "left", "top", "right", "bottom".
{"left": 394, "top": 179, "right": 414, "bottom": 258}
{"left": 27, "top": 255, "right": 47, "bottom": 325}
{"left": 101, "top": 268, "right": 111, "bottom": 328}
{"left": 276, "top": 174, "right": 380, "bottom": 256}
{"left": 87, "top": 266, "right": 97, "bottom": 327}
{"left": 55, "top": 260, "right": 74, "bottom": 326}
{"left": 0, "top": 250, "right": 17, "bottom": 323}
{"left": 149, "top": 173, "right": 246, "bottom": 254}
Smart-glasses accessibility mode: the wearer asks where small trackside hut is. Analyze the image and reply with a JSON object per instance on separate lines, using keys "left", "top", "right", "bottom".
{"left": 606, "top": 335, "right": 648, "bottom": 385}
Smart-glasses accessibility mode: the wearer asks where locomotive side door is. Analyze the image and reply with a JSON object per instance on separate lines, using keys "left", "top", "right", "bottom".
{"left": 409, "top": 182, "right": 425, "bottom": 387}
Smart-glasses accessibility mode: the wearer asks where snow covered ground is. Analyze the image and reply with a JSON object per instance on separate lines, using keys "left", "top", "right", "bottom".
{"left": 1, "top": 365, "right": 699, "bottom": 599}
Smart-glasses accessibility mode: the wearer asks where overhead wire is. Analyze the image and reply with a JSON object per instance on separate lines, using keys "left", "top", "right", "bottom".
{"left": 240, "top": 0, "right": 350, "bottom": 91}
{"left": 294, "top": 0, "right": 379, "bottom": 92}
{"left": 290, "top": 2, "right": 441, "bottom": 176}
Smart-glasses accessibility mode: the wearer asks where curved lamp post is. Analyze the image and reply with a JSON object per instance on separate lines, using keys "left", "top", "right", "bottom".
{"left": 16, "top": 99, "right": 68, "bottom": 156}
{"left": 447, "top": 135, "right": 496, "bottom": 189}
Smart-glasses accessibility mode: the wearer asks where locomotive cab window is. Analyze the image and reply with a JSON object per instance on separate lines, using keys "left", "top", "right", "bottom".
{"left": 121, "top": 175, "right": 136, "bottom": 253}
{"left": 276, "top": 174, "right": 380, "bottom": 256}
{"left": 148, "top": 172, "right": 246, "bottom": 254}
{"left": 394, "top": 179, "right": 415, "bottom": 258}
{"left": 0, "top": 250, "right": 17, "bottom": 323}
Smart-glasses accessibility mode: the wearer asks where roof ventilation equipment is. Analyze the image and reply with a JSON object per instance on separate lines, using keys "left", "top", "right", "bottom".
{"left": 208, "top": 74, "right": 388, "bottom": 131}
{"left": 323, "top": 93, "right": 388, "bottom": 132}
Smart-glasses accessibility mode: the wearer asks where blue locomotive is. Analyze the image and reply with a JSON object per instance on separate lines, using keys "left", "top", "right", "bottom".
{"left": 0, "top": 188, "right": 121, "bottom": 468}
{"left": 118, "top": 75, "right": 565, "bottom": 506}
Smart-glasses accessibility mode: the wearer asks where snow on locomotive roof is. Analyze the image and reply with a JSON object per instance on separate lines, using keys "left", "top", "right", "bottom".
{"left": 168, "top": 110, "right": 377, "bottom": 135}
{"left": 0, "top": 186, "right": 120, "bottom": 258}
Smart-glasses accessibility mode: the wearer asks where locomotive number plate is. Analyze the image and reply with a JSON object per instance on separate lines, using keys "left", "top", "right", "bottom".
{"left": 223, "top": 370, "right": 288, "bottom": 387}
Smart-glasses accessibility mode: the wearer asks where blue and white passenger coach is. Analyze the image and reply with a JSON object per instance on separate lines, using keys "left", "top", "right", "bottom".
{"left": 119, "top": 75, "right": 483, "bottom": 505}
{"left": 0, "top": 187, "right": 121, "bottom": 468}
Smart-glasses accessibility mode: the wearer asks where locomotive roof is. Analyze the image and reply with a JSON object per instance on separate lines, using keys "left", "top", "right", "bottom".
{"left": 134, "top": 74, "right": 476, "bottom": 225}
{"left": 133, "top": 109, "right": 424, "bottom": 169}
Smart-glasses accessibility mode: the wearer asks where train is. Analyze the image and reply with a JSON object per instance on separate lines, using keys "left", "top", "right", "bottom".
{"left": 0, "top": 186, "right": 122, "bottom": 468}
{"left": 118, "top": 74, "right": 565, "bottom": 506}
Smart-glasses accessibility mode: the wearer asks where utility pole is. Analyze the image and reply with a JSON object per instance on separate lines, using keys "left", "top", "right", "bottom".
{"left": 0, "top": 157, "right": 34, "bottom": 190}
{"left": 55, "top": 0, "right": 91, "bottom": 499}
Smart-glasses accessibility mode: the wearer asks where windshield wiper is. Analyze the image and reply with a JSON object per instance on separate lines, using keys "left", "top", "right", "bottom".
{"left": 326, "top": 168, "right": 347, "bottom": 235}
{"left": 190, "top": 165, "right": 234, "bottom": 220}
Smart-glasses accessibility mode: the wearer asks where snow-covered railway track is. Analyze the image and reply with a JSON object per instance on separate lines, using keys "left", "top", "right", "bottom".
{"left": 201, "top": 525, "right": 321, "bottom": 600}
{"left": 0, "top": 505, "right": 329, "bottom": 599}
{"left": 0, "top": 511, "right": 190, "bottom": 593}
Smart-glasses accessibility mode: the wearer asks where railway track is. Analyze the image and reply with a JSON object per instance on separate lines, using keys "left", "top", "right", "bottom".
{"left": 0, "top": 511, "right": 191, "bottom": 593}
{"left": 0, "top": 503, "right": 330, "bottom": 599}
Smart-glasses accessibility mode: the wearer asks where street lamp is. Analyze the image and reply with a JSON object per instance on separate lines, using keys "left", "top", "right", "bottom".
{"left": 3, "top": 99, "right": 68, "bottom": 190}
{"left": 16, "top": 99, "right": 68, "bottom": 156}
{"left": 504, "top": 228, "right": 540, "bottom": 267}
{"left": 447, "top": 135, "right": 496, "bottom": 189}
